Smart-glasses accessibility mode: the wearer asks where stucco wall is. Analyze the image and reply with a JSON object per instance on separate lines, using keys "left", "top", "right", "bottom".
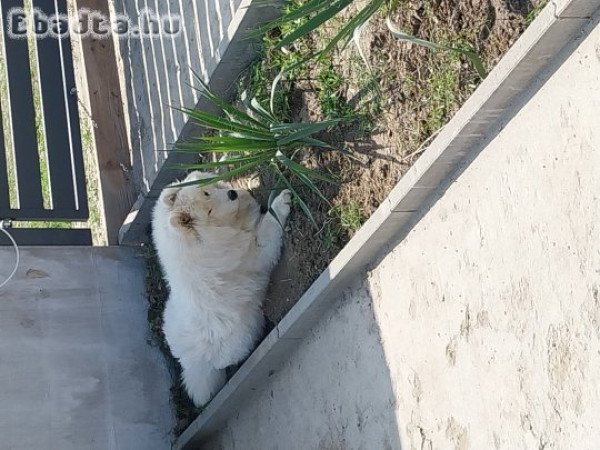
{"left": 204, "top": 10, "right": 600, "bottom": 450}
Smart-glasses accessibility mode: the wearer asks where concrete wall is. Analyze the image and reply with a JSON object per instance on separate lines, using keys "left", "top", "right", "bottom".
{"left": 0, "top": 247, "right": 172, "bottom": 449}
{"left": 204, "top": 8, "right": 600, "bottom": 450}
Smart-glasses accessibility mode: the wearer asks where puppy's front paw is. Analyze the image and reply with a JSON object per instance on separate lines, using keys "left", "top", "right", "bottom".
{"left": 276, "top": 189, "right": 292, "bottom": 206}
{"left": 272, "top": 189, "right": 291, "bottom": 223}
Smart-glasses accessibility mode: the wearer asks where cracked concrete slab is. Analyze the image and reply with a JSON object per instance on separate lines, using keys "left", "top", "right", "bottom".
{"left": 0, "top": 247, "right": 172, "bottom": 449}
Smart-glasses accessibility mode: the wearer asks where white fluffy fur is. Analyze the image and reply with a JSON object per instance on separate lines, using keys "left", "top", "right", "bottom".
{"left": 152, "top": 171, "right": 290, "bottom": 406}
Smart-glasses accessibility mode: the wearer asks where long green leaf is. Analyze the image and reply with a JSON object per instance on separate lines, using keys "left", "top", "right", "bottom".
{"left": 173, "top": 140, "right": 278, "bottom": 152}
{"left": 270, "top": 69, "right": 285, "bottom": 115}
{"left": 172, "top": 176, "right": 222, "bottom": 188}
{"left": 170, "top": 146, "right": 240, "bottom": 154}
{"left": 172, "top": 152, "right": 272, "bottom": 171}
{"left": 193, "top": 135, "right": 275, "bottom": 144}
{"left": 276, "top": 121, "right": 340, "bottom": 146}
{"left": 299, "top": 136, "right": 335, "bottom": 149}
{"left": 249, "top": 0, "right": 329, "bottom": 37}
{"left": 277, "top": 0, "right": 353, "bottom": 49}
{"left": 177, "top": 107, "right": 273, "bottom": 138}
{"left": 174, "top": 158, "right": 270, "bottom": 189}
{"left": 240, "top": 90, "right": 278, "bottom": 123}
{"left": 189, "top": 70, "right": 269, "bottom": 129}
{"left": 270, "top": 119, "right": 341, "bottom": 132}
{"left": 386, "top": 17, "right": 487, "bottom": 79}
{"left": 275, "top": 151, "right": 335, "bottom": 184}
{"left": 318, "top": 0, "right": 384, "bottom": 58}
{"left": 272, "top": 164, "right": 317, "bottom": 227}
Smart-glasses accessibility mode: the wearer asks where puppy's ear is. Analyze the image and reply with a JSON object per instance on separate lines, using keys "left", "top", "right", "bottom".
{"left": 161, "top": 186, "right": 180, "bottom": 207}
{"left": 170, "top": 212, "right": 193, "bottom": 230}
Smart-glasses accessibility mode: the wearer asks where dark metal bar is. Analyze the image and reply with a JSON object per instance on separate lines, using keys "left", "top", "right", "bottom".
{"left": 0, "top": 207, "right": 88, "bottom": 220}
{"left": 0, "top": 228, "right": 92, "bottom": 246}
{"left": 1, "top": 0, "right": 44, "bottom": 210}
{"left": 32, "top": 0, "right": 77, "bottom": 212}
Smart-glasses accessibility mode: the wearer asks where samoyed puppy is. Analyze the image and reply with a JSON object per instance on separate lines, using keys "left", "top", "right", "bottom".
{"left": 152, "top": 171, "right": 291, "bottom": 406}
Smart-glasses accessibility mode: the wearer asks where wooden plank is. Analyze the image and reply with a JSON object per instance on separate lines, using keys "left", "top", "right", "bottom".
{"left": 75, "top": 0, "right": 136, "bottom": 244}
{"left": 58, "top": 0, "right": 89, "bottom": 219}
{"left": 1, "top": 0, "right": 43, "bottom": 211}
{"left": 0, "top": 100, "right": 10, "bottom": 214}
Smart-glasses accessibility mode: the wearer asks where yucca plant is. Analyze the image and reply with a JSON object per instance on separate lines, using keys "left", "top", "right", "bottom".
{"left": 173, "top": 77, "right": 347, "bottom": 225}
{"left": 253, "top": 0, "right": 487, "bottom": 79}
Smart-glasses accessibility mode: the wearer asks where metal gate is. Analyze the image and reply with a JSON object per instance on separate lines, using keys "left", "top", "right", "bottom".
{"left": 0, "top": 0, "right": 90, "bottom": 246}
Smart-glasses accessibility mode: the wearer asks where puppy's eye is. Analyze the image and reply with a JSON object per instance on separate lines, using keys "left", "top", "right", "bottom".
{"left": 203, "top": 191, "right": 210, "bottom": 197}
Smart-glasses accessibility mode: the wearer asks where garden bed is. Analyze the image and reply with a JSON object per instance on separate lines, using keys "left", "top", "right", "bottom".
{"left": 254, "top": 0, "right": 546, "bottom": 322}
{"left": 146, "top": 0, "right": 547, "bottom": 436}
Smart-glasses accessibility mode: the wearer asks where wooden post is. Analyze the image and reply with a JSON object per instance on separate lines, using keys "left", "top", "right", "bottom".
{"left": 75, "top": 0, "right": 136, "bottom": 245}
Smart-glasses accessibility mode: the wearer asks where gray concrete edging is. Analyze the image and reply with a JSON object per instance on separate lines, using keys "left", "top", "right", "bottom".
{"left": 175, "top": 0, "right": 600, "bottom": 447}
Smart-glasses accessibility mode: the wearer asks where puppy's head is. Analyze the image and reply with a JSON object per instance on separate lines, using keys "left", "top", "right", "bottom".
{"left": 159, "top": 171, "right": 260, "bottom": 235}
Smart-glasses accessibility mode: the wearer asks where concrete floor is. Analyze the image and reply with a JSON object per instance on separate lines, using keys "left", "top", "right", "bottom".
{"left": 204, "top": 9, "right": 600, "bottom": 450}
{"left": 0, "top": 247, "right": 172, "bottom": 449}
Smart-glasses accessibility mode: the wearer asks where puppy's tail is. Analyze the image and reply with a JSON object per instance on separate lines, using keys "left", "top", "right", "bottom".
{"left": 181, "top": 359, "right": 226, "bottom": 407}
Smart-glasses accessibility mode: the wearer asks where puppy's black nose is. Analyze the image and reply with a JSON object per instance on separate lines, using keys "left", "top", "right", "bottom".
{"left": 227, "top": 190, "right": 238, "bottom": 201}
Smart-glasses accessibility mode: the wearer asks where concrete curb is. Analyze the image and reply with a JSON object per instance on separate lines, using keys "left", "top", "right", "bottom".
{"left": 175, "top": 1, "right": 600, "bottom": 447}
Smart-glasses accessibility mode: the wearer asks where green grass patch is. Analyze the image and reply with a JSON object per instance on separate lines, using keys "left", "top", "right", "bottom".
{"left": 525, "top": 1, "right": 549, "bottom": 25}
{"left": 331, "top": 200, "right": 363, "bottom": 231}
{"left": 315, "top": 60, "right": 352, "bottom": 119}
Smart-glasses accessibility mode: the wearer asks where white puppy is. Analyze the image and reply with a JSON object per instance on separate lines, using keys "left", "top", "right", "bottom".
{"left": 152, "top": 171, "right": 291, "bottom": 406}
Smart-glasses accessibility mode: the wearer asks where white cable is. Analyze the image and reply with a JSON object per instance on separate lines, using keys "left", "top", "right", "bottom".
{"left": 0, "top": 222, "right": 19, "bottom": 290}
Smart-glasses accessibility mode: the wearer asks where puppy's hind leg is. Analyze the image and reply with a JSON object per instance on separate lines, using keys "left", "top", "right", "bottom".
{"left": 180, "top": 357, "right": 226, "bottom": 407}
{"left": 256, "top": 190, "right": 291, "bottom": 270}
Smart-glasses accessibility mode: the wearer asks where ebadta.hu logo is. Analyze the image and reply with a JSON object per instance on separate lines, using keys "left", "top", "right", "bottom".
{"left": 5, "top": 7, "right": 181, "bottom": 39}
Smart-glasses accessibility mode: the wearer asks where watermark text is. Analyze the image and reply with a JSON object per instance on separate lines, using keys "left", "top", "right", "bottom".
{"left": 6, "top": 7, "right": 181, "bottom": 39}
